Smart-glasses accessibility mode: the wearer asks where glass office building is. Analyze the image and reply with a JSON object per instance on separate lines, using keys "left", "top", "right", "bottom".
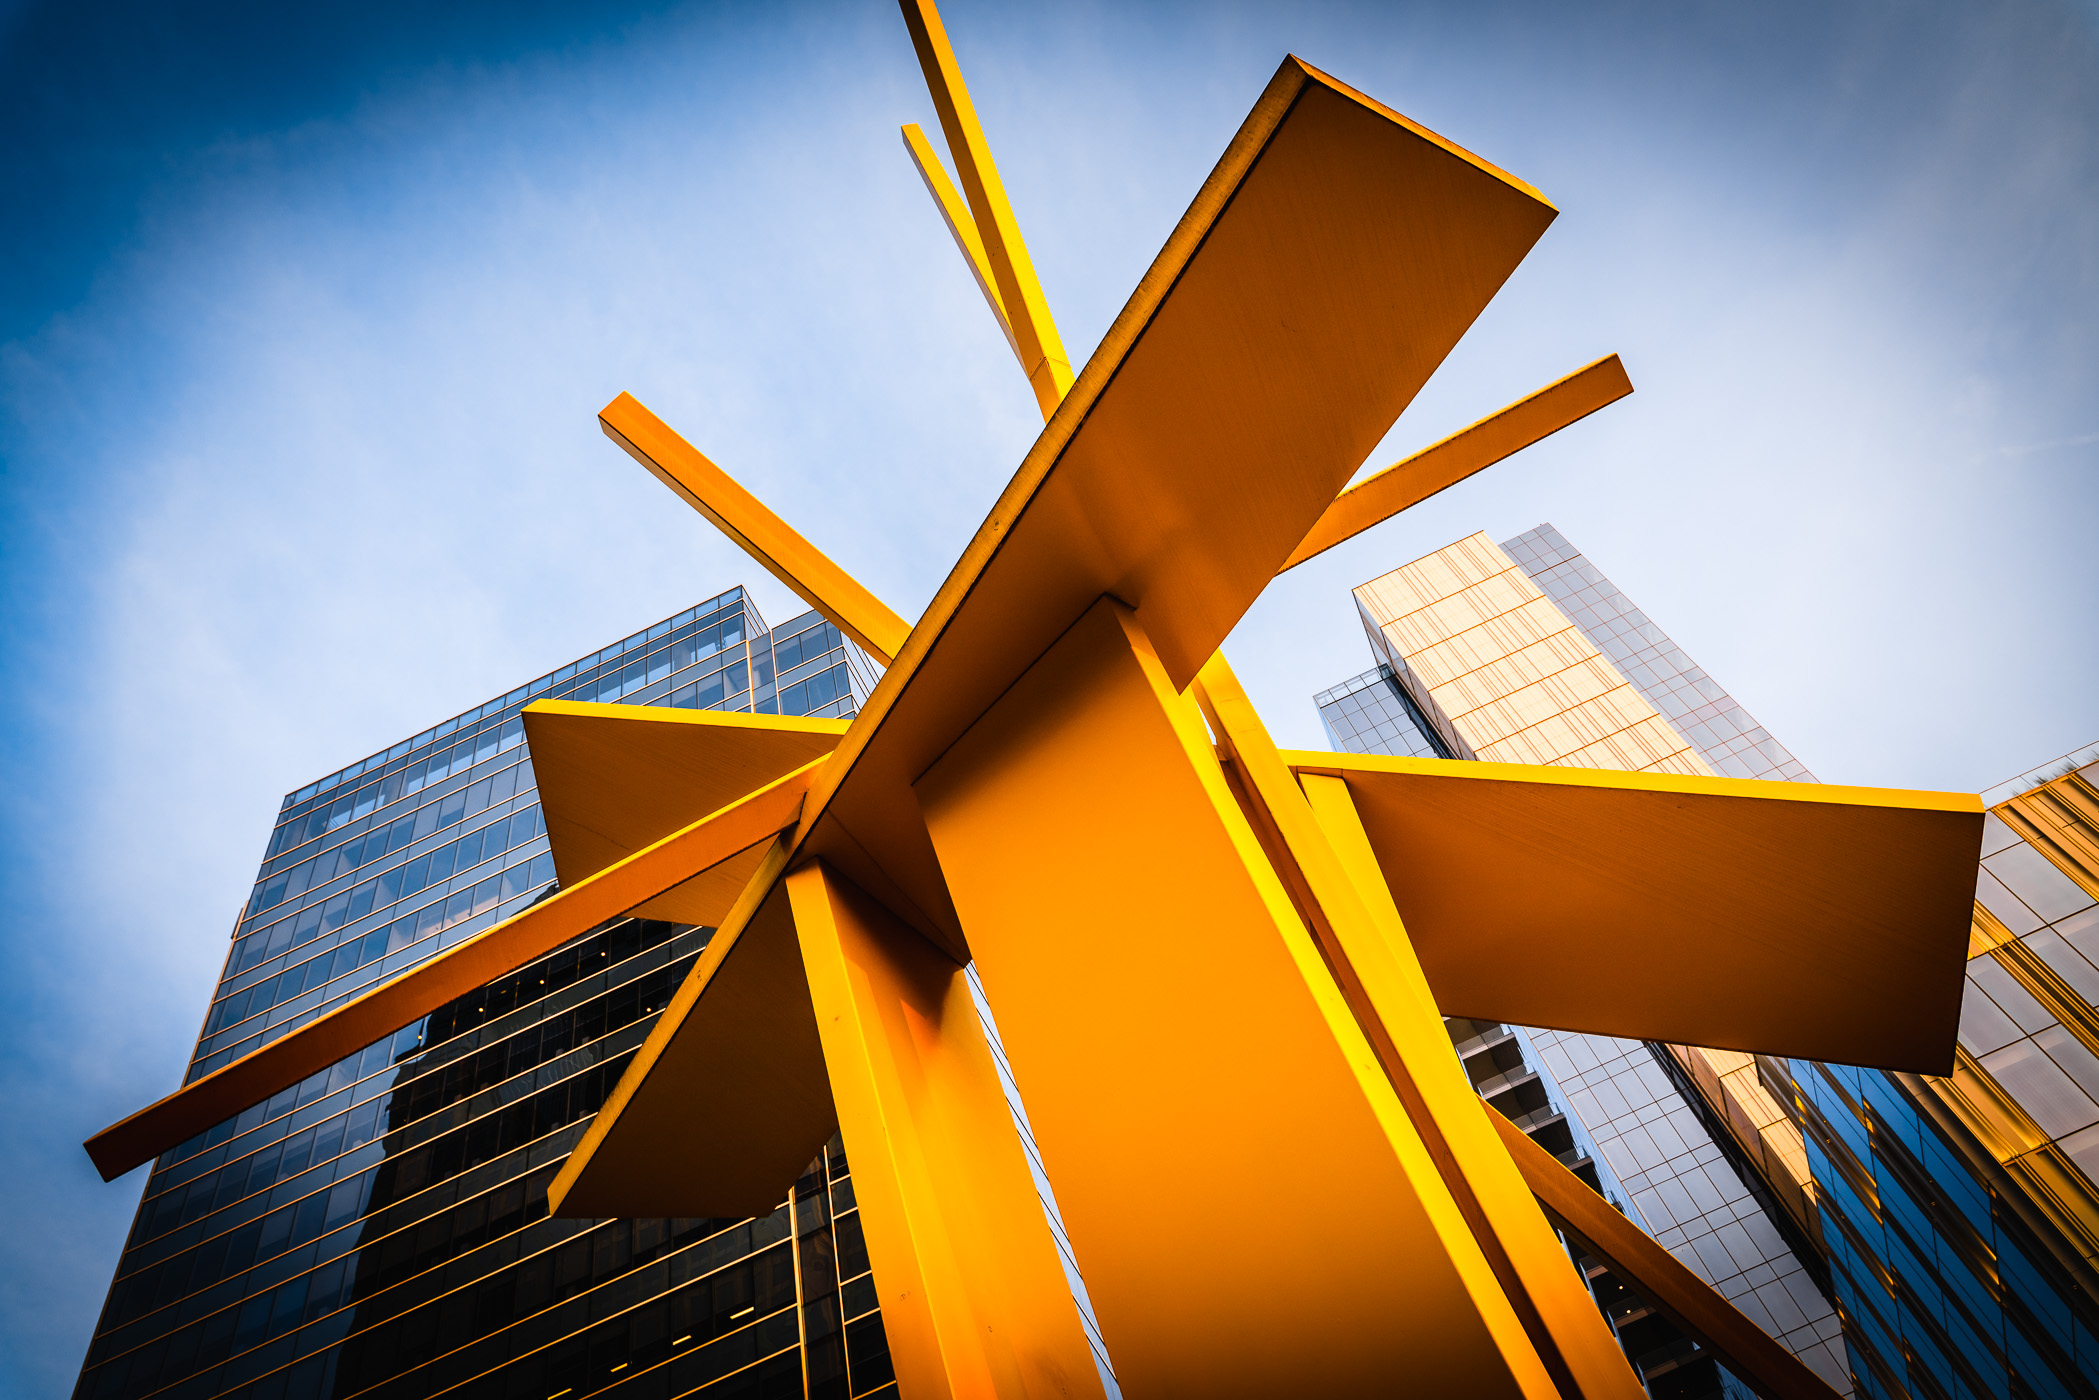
{"left": 1319, "top": 524, "right": 2099, "bottom": 1399}
{"left": 1312, "top": 664, "right": 1450, "bottom": 761}
{"left": 1764, "top": 743, "right": 2099, "bottom": 1399}
{"left": 1318, "top": 524, "right": 1850, "bottom": 1396}
{"left": 76, "top": 589, "right": 902, "bottom": 1400}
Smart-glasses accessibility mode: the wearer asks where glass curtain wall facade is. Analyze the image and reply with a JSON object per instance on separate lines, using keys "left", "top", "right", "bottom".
{"left": 1312, "top": 666, "right": 1452, "bottom": 761}
{"left": 1496, "top": 525, "right": 1813, "bottom": 784}
{"left": 1319, "top": 524, "right": 1850, "bottom": 1396}
{"left": 1442, "top": 1020, "right": 1771, "bottom": 1397}
{"left": 1495, "top": 534, "right": 2099, "bottom": 1396}
{"left": 1763, "top": 747, "right": 2099, "bottom": 1399}
{"left": 77, "top": 590, "right": 900, "bottom": 1400}
{"left": 1321, "top": 523, "right": 2099, "bottom": 1398}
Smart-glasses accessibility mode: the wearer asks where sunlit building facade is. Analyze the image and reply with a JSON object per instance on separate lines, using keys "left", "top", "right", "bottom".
{"left": 1319, "top": 524, "right": 1849, "bottom": 1396}
{"left": 76, "top": 589, "right": 903, "bottom": 1400}
{"left": 1319, "top": 524, "right": 2099, "bottom": 1398}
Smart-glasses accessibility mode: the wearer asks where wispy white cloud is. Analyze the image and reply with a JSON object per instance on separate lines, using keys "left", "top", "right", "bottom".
{"left": 1994, "top": 431, "right": 2099, "bottom": 455}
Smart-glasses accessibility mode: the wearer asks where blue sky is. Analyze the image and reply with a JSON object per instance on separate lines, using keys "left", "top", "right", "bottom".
{"left": 2, "top": 0, "right": 2094, "bottom": 1392}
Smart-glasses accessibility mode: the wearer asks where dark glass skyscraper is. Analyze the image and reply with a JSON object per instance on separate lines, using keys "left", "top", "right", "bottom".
{"left": 77, "top": 589, "right": 905, "bottom": 1400}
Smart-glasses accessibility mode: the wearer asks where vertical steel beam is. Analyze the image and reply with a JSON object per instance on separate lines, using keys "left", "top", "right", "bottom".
{"left": 787, "top": 859, "right": 1105, "bottom": 1400}
{"left": 916, "top": 596, "right": 1558, "bottom": 1398}
{"left": 1192, "top": 656, "right": 1643, "bottom": 1398}
{"left": 897, "top": 0, "right": 1074, "bottom": 418}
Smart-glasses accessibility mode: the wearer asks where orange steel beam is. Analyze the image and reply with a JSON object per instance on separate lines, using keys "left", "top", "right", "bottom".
{"left": 1196, "top": 657, "right": 1643, "bottom": 1399}
{"left": 1282, "top": 354, "right": 1634, "bottom": 571}
{"left": 599, "top": 391, "right": 913, "bottom": 665}
{"left": 547, "top": 837, "right": 839, "bottom": 1220}
{"left": 912, "top": 599, "right": 1561, "bottom": 1394}
{"left": 781, "top": 859, "right": 1108, "bottom": 1395}
{"left": 1492, "top": 1112, "right": 1841, "bottom": 1400}
{"left": 773, "top": 54, "right": 1559, "bottom": 946}
{"left": 1283, "top": 749, "right": 1979, "bottom": 1073}
{"left": 561, "top": 49, "right": 1566, "bottom": 1232}
{"left": 901, "top": 122, "right": 1022, "bottom": 367}
{"left": 83, "top": 758, "right": 823, "bottom": 1181}
{"left": 898, "top": 0, "right": 1073, "bottom": 418}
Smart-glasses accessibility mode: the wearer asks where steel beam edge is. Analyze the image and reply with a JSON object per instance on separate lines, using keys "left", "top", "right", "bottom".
{"left": 82, "top": 760, "right": 822, "bottom": 1181}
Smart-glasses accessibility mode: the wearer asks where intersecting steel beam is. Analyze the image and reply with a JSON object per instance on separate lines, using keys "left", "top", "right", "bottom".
{"left": 897, "top": 0, "right": 1074, "bottom": 417}
{"left": 1283, "top": 353, "right": 1633, "bottom": 571}
{"left": 601, "top": 391, "right": 913, "bottom": 665}
{"left": 1494, "top": 1112, "right": 1840, "bottom": 1400}
{"left": 901, "top": 121, "right": 1023, "bottom": 367}
{"left": 84, "top": 756, "right": 822, "bottom": 1180}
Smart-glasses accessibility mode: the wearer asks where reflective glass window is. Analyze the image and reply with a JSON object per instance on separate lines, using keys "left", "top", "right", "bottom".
{"left": 1984, "top": 844, "right": 2094, "bottom": 925}
{"left": 1980, "top": 1039, "right": 2099, "bottom": 1137}
{"left": 2025, "top": 928, "right": 2099, "bottom": 1006}
{"left": 1956, "top": 979, "right": 2024, "bottom": 1057}
{"left": 1966, "top": 957, "right": 2055, "bottom": 1034}
{"left": 2034, "top": 1026, "right": 2099, "bottom": 1109}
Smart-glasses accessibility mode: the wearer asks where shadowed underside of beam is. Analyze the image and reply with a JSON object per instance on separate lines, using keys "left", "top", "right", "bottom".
{"left": 525, "top": 700, "right": 845, "bottom": 926}
{"left": 1287, "top": 750, "right": 1982, "bottom": 1073}
{"left": 83, "top": 752, "right": 824, "bottom": 1180}
{"left": 547, "top": 838, "right": 835, "bottom": 1220}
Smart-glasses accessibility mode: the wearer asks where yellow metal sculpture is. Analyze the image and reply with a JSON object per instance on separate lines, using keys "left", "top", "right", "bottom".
{"left": 89, "top": 3, "right": 1985, "bottom": 1396}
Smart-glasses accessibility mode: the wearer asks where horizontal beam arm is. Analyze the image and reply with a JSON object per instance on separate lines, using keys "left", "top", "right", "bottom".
{"left": 1281, "top": 353, "right": 1633, "bottom": 571}
{"left": 901, "top": 122, "right": 1022, "bottom": 367}
{"left": 599, "top": 392, "right": 914, "bottom": 665}
{"left": 1492, "top": 1111, "right": 1840, "bottom": 1400}
{"left": 1282, "top": 748, "right": 1979, "bottom": 1071}
{"left": 83, "top": 759, "right": 822, "bottom": 1181}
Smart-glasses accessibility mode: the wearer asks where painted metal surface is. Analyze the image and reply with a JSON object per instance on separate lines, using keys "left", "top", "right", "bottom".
{"left": 1282, "top": 354, "right": 1635, "bottom": 571}
{"left": 601, "top": 392, "right": 912, "bottom": 666}
{"left": 87, "top": 2, "right": 1985, "bottom": 1395}
{"left": 85, "top": 759, "right": 821, "bottom": 1183}
{"left": 1291, "top": 749, "right": 1980, "bottom": 1074}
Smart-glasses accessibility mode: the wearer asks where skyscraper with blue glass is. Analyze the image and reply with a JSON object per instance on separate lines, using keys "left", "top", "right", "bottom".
{"left": 76, "top": 588, "right": 907, "bottom": 1400}
{"left": 1319, "top": 524, "right": 2099, "bottom": 1400}
{"left": 1764, "top": 742, "right": 2099, "bottom": 1399}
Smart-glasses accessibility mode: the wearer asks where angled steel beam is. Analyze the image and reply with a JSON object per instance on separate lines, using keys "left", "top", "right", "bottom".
{"left": 901, "top": 122, "right": 1023, "bottom": 367}
{"left": 898, "top": 0, "right": 1073, "bottom": 417}
{"left": 1493, "top": 1112, "right": 1840, "bottom": 1400}
{"left": 1196, "top": 656, "right": 1645, "bottom": 1399}
{"left": 1282, "top": 353, "right": 1634, "bottom": 571}
{"left": 778, "top": 857, "right": 1106, "bottom": 1396}
{"left": 526, "top": 704, "right": 844, "bottom": 874}
{"left": 83, "top": 754, "right": 824, "bottom": 1180}
{"left": 525, "top": 700, "right": 844, "bottom": 925}
{"left": 547, "top": 836, "right": 837, "bottom": 1220}
{"left": 600, "top": 391, "right": 913, "bottom": 665}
